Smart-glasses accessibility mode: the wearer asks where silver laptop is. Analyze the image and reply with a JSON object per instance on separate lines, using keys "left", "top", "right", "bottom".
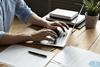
{"left": 32, "top": 24, "right": 73, "bottom": 48}
{"left": 33, "top": 5, "right": 84, "bottom": 48}
{"left": 38, "top": 27, "right": 73, "bottom": 47}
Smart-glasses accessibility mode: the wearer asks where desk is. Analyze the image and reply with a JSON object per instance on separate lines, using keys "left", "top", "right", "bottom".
{"left": 0, "top": 18, "right": 100, "bottom": 66}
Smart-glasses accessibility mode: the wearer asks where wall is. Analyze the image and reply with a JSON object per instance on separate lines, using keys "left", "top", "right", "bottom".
{"left": 25, "top": 0, "right": 99, "bottom": 17}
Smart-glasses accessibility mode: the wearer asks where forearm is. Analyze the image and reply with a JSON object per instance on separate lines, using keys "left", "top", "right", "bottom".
{"left": 27, "top": 13, "right": 50, "bottom": 28}
{"left": 0, "top": 33, "right": 30, "bottom": 45}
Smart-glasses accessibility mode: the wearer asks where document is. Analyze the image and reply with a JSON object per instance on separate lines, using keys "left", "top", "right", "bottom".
{"left": 51, "top": 46, "right": 100, "bottom": 67}
{"left": 0, "top": 45, "right": 55, "bottom": 67}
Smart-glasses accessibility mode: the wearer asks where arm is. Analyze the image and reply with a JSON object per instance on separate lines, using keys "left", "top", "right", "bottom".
{"left": 0, "top": 29, "right": 57, "bottom": 45}
{"left": 0, "top": 32, "right": 30, "bottom": 45}
{"left": 26, "top": 13, "right": 51, "bottom": 28}
{"left": 27, "top": 13, "right": 69, "bottom": 31}
{"left": 15, "top": 0, "right": 68, "bottom": 30}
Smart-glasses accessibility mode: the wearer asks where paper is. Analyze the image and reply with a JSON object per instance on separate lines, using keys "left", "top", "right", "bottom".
{"left": 46, "top": 61, "right": 62, "bottom": 67}
{"left": 0, "top": 45, "right": 55, "bottom": 67}
{"left": 52, "top": 46, "right": 100, "bottom": 67}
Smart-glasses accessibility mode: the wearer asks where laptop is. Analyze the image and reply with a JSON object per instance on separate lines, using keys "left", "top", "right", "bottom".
{"left": 34, "top": 27, "right": 73, "bottom": 47}
{"left": 31, "top": 23, "right": 73, "bottom": 48}
{"left": 33, "top": 5, "right": 84, "bottom": 48}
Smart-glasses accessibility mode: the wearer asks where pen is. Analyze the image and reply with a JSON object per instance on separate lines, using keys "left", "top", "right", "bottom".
{"left": 28, "top": 51, "right": 47, "bottom": 58}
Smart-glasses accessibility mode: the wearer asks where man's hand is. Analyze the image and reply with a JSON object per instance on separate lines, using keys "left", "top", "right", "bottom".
{"left": 27, "top": 13, "right": 69, "bottom": 31}
{"left": 30, "top": 29, "right": 57, "bottom": 42}
{"left": 47, "top": 21, "right": 69, "bottom": 31}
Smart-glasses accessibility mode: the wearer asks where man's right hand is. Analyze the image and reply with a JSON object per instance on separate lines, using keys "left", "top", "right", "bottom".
{"left": 30, "top": 29, "right": 57, "bottom": 42}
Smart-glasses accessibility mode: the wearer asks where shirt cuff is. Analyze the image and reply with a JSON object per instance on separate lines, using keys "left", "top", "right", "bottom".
{"left": 0, "top": 31, "right": 5, "bottom": 39}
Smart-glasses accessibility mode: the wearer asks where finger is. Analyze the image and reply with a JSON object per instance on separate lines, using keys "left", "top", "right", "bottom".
{"left": 54, "top": 21, "right": 65, "bottom": 32}
{"left": 49, "top": 21, "right": 64, "bottom": 31}
{"left": 46, "top": 36, "right": 55, "bottom": 41}
{"left": 41, "top": 29, "right": 58, "bottom": 38}
{"left": 46, "top": 30, "right": 58, "bottom": 38}
{"left": 44, "top": 37, "right": 55, "bottom": 42}
{"left": 49, "top": 26, "right": 58, "bottom": 30}
{"left": 60, "top": 22, "right": 69, "bottom": 30}
{"left": 57, "top": 24, "right": 65, "bottom": 32}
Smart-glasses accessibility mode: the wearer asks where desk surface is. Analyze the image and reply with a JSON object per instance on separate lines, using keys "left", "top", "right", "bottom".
{"left": 0, "top": 18, "right": 100, "bottom": 66}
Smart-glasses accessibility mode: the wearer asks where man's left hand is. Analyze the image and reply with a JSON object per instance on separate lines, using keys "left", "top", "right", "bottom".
{"left": 47, "top": 21, "right": 69, "bottom": 31}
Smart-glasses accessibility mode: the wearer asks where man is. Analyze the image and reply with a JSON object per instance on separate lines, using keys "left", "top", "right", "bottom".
{"left": 0, "top": 0, "right": 68, "bottom": 45}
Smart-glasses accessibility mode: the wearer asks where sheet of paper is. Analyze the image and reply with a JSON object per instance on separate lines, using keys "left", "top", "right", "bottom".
{"left": 46, "top": 62, "right": 62, "bottom": 67}
{"left": 0, "top": 45, "right": 55, "bottom": 67}
{"left": 53, "top": 46, "right": 100, "bottom": 67}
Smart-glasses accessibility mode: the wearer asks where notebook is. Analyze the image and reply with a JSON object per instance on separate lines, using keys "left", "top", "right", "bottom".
{"left": 48, "top": 46, "right": 100, "bottom": 67}
{"left": 0, "top": 45, "right": 55, "bottom": 67}
{"left": 49, "top": 8, "right": 78, "bottom": 20}
{"left": 46, "top": 14, "right": 85, "bottom": 27}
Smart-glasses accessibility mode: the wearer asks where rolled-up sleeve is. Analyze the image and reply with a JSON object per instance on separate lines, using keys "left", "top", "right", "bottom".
{"left": 15, "top": 0, "right": 33, "bottom": 23}
{"left": 0, "top": 31, "right": 5, "bottom": 39}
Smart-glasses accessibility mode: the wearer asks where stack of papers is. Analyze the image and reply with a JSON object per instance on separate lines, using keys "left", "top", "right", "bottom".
{"left": 0, "top": 45, "right": 55, "bottom": 67}
{"left": 47, "top": 46, "right": 100, "bottom": 67}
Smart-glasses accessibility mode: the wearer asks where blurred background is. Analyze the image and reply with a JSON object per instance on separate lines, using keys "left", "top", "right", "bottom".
{"left": 25, "top": 0, "right": 99, "bottom": 17}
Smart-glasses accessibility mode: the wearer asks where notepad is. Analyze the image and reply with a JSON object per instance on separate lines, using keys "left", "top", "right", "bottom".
{"left": 51, "top": 46, "right": 100, "bottom": 67}
{"left": 0, "top": 45, "right": 55, "bottom": 67}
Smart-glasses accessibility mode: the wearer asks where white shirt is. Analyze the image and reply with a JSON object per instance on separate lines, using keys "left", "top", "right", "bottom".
{"left": 0, "top": 0, "right": 33, "bottom": 38}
